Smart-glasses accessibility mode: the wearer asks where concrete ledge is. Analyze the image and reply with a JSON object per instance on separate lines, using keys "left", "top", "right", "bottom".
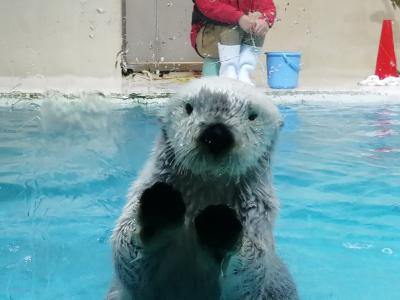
{"left": 1, "top": 73, "right": 400, "bottom": 108}
{"left": 1, "top": 87, "right": 400, "bottom": 109}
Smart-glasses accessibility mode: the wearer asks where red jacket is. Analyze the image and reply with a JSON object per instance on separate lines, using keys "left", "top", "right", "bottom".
{"left": 191, "top": 0, "right": 276, "bottom": 49}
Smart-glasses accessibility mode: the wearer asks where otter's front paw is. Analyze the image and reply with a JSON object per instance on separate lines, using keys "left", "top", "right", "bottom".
{"left": 194, "top": 205, "right": 242, "bottom": 261}
{"left": 138, "top": 182, "right": 186, "bottom": 241}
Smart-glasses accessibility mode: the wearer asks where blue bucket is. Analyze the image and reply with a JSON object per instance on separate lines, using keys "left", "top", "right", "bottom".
{"left": 266, "top": 52, "right": 301, "bottom": 89}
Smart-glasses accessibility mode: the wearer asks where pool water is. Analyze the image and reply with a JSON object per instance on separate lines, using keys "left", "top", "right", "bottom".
{"left": 0, "top": 99, "right": 399, "bottom": 300}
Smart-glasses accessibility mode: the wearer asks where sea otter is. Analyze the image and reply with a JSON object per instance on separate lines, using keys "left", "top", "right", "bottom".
{"left": 108, "top": 77, "right": 298, "bottom": 300}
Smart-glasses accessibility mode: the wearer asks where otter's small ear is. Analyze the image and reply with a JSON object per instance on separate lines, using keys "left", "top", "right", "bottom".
{"left": 278, "top": 119, "right": 284, "bottom": 129}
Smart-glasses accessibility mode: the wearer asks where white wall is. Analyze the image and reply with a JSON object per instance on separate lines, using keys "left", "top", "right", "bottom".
{"left": 0, "top": 0, "right": 399, "bottom": 91}
{"left": 263, "top": 0, "right": 400, "bottom": 85}
{"left": 0, "top": 0, "right": 122, "bottom": 78}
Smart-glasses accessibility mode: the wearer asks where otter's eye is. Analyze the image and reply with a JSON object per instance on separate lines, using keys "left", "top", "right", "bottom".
{"left": 248, "top": 113, "right": 258, "bottom": 121}
{"left": 185, "top": 103, "right": 193, "bottom": 115}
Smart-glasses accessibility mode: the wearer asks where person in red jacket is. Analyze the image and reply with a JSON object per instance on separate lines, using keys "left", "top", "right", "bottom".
{"left": 191, "top": 0, "right": 276, "bottom": 85}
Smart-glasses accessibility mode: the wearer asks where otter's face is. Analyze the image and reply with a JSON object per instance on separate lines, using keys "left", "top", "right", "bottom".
{"left": 162, "top": 78, "right": 283, "bottom": 178}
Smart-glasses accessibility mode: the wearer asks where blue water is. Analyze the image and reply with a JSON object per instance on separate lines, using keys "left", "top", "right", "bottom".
{"left": 0, "top": 99, "right": 399, "bottom": 300}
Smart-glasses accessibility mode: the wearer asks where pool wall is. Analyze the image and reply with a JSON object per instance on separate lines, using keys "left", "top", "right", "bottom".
{"left": 259, "top": 0, "right": 400, "bottom": 86}
{"left": 0, "top": 1, "right": 122, "bottom": 92}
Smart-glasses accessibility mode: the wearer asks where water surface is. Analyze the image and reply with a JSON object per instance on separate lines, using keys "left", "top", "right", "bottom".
{"left": 0, "top": 99, "right": 399, "bottom": 299}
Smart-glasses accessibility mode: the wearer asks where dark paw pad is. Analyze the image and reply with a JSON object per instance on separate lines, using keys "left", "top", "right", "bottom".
{"left": 138, "top": 182, "right": 186, "bottom": 236}
{"left": 195, "top": 205, "right": 242, "bottom": 260}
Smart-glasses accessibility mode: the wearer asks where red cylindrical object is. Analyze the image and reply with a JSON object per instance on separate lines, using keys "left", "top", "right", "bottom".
{"left": 375, "top": 20, "right": 398, "bottom": 79}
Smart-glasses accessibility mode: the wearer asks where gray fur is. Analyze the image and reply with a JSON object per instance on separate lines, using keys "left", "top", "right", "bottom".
{"left": 108, "top": 77, "right": 298, "bottom": 300}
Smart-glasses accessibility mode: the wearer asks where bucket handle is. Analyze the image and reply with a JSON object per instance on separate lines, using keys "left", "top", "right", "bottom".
{"left": 282, "top": 54, "right": 300, "bottom": 72}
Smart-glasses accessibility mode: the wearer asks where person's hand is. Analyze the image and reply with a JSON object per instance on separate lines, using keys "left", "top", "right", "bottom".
{"left": 238, "top": 15, "right": 256, "bottom": 33}
{"left": 253, "top": 19, "right": 270, "bottom": 36}
{"left": 248, "top": 11, "right": 262, "bottom": 21}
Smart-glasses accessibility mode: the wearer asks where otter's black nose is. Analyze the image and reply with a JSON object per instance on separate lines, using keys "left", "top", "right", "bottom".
{"left": 198, "top": 123, "right": 234, "bottom": 155}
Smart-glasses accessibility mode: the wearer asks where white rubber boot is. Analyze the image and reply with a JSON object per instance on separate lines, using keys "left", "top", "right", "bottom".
{"left": 218, "top": 43, "right": 240, "bottom": 79}
{"left": 238, "top": 45, "right": 262, "bottom": 86}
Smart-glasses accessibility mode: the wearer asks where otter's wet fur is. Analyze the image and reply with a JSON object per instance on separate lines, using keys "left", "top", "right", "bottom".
{"left": 108, "top": 78, "right": 298, "bottom": 300}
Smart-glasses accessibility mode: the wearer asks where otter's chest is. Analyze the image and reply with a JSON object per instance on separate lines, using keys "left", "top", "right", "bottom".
{"left": 173, "top": 177, "right": 239, "bottom": 218}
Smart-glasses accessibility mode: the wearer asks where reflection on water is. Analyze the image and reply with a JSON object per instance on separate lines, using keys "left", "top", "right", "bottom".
{"left": 0, "top": 100, "right": 399, "bottom": 299}
{"left": 369, "top": 108, "right": 399, "bottom": 155}
{"left": 0, "top": 99, "right": 159, "bottom": 300}
{"left": 275, "top": 103, "right": 400, "bottom": 300}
